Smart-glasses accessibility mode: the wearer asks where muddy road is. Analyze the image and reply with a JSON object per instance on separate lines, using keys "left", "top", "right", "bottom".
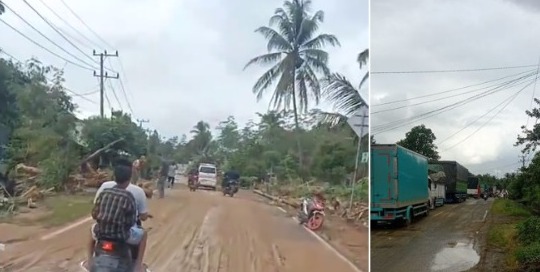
{"left": 0, "top": 184, "right": 361, "bottom": 272}
{"left": 371, "top": 198, "right": 494, "bottom": 272}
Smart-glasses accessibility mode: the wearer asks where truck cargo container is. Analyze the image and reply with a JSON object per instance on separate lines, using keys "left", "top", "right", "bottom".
{"left": 428, "top": 164, "right": 446, "bottom": 208}
{"left": 371, "top": 144, "right": 430, "bottom": 226}
{"left": 467, "top": 176, "right": 481, "bottom": 198}
{"left": 429, "top": 160, "right": 469, "bottom": 203}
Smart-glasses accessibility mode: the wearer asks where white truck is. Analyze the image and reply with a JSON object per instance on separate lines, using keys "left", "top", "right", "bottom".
{"left": 428, "top": 165, "right": 447, "bottom": 208}
{"left": 197, "top": 163, "right": 217, "bottom": 190}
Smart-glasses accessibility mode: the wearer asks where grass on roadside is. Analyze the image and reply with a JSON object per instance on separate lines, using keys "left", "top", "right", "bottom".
{"left": 491, "top": 199, "right": 531, "bottom": 217}
{"left": 487, "top": 199, "right": 532, "bottom": 270}
{"left": 39, "top": 194, "right": 94, "bottom": 227}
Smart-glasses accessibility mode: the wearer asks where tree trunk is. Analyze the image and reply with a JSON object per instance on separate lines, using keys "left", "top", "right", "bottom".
{"left": 290, "top": 69, "right": 303, "bottom": 179}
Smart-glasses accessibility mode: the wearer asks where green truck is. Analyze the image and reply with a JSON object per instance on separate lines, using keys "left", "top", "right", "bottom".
{"left": 429, "top": 160, "right": 469, "bottom": 203}
{"left": 371, "top": 144, "right": 431, "bottom": 226}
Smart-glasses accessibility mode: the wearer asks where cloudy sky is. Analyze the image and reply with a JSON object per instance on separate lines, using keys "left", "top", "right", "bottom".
{"left": 1, "top": 0, "right": 367, "bottom": 138}
{"left": 370, "top": 0, "right": 540, "bottom": 176}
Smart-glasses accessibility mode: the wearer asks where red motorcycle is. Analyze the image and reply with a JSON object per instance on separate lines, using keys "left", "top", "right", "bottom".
{"left": 298, "top": 198, "right": 325, "bottom": 231}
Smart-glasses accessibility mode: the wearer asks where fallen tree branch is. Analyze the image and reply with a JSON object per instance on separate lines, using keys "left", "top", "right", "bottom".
{"left": 80, "top": 138, "right": 124, "bottom": 165}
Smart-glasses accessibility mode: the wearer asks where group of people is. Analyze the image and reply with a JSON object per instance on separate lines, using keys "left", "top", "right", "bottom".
{"left": 85, "top": 156, "right": 241, "bottom": 271}
{"left": 85, "top": 155, "right": 178, "bottom": 271}
{"left": 130, "top": 155, "right": 178, "bottom": 197}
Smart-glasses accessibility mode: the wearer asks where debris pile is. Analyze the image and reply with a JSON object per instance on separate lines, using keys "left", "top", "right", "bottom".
{"left": 253, "top": 181, "right": 369, "bottom": 227}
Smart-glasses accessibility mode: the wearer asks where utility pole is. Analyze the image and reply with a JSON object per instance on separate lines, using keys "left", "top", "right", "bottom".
{"left": 519, "top": 155, "right": 527, "bottom": 168}
{"left": 93, "top": 50, "right": 119, "bottom": 118}
{"left": 137, "top": 119, "right": 149, "bottom": 128}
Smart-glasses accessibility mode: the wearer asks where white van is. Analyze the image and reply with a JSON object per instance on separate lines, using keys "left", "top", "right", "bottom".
{"left": 197, "top": 163, "right": 217, "bottom": 190}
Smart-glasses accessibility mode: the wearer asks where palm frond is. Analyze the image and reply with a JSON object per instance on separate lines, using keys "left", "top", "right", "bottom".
{"left": 301, "top": 34, "right": 340, "bottom": 50}
{"left": 252, "top": 60, "right": 286, "bottom": 100}
{"left": 359, "top": 71, "right": 369, "bottom": 90}
{"left": 357, "top": 49, "right": 368, "bottom": 69}
{"left": 323, "top": 73, "right": 367, "bottom": 116}
{"left": 316, "top": 111, "right": 348, "bottom": 127}
{"left": 254, "top": 26, "right": 293, "bottom": 52}
{"left": 296, "top": 10, "right": 325, "bottom": 45}
{"left": 244, "top": 52, "right": 284, "bottom": 70}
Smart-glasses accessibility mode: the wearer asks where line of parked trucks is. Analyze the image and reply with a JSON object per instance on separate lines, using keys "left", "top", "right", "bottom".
{"left": 370, "top": 144, "right": 491, "bottom": 226}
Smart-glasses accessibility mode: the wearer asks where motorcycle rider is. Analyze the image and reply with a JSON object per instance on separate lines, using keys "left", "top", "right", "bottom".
{"left": 222, "top": 169, "right": 240, "bottom": 189}
{"left": 86, "top": 158, "right": 150, "bottom": 272}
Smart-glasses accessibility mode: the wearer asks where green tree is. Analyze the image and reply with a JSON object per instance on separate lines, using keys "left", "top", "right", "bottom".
{"left": 244, "top": 0, "right": 340, "bottom": 172}
{"left": 397, "top": 124, "right": 440, "bottom": 160}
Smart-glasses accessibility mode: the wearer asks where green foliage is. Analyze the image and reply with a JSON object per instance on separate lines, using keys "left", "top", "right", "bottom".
{"left": 515, "top": 243, "right": 540, "bottom": 271}
{"left": 517, "top": 217, "right": 540, "bottom": 246}
{"left": 397, "top": 124, "right": 440, "bottom": 160}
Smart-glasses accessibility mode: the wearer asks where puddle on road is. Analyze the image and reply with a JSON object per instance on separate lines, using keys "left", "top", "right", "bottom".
{"left": 431, "top": 242, "right": 480, "bottom": 272}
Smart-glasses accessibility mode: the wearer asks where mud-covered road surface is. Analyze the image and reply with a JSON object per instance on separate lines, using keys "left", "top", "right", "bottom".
{"left": 371, "top": 198, "right": 494, "bottom": 272}
{"left": 0, "top": 182, "right": 361, "bottom": 272}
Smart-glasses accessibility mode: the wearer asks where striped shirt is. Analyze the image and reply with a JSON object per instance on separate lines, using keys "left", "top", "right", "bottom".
{"left": 91, "top": 187, "right": 137, "bottom": 241}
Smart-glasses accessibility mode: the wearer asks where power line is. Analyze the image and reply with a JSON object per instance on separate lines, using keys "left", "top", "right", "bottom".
{"left": 3, "top": 2, "right": 98, "bottom": 70}
{"left": 373, "top": 69, "right": 536, "bottom": 107}
{"left": 372, "top": 74, "right": 537, "bottom": 134}
{"left": 0, "top": 48, "right": 98, "bottom": 104}
{"left": 440, "top": 81, "right": 533, "bottom": 152}
{"left": 371, "top": 64, "right": 538, "bottom": 75}
{"left": 372, "top": 70, "right": 538, "bottom": 114}
{"left": 59, "top": 0, "right": 115, "bottom": 50}
{"left": 36, "top": 0, "right": 102, "bottom": 50}
{"left": 437, "top": 89, "right": 527, "bottom": 145}
{"left": 21, "top": 0, "right": 99, "bottom": 67}
{"left": 107, "top": 58, "right": 133, "bottom": 115}
{"left": 525, "top": 58, "right": 540, "bottom": 128}
{"left": 0, "top": 18, "right": 94, "bottom": 71}
{"left": 107, "top": 78, "right": 123, "bottom": 112}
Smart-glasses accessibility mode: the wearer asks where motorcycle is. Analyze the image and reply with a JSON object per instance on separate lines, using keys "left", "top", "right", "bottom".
{"left": 297, "top": 198, "right": 325, "bottom": 231}
{"left": 482, "top": 193, "right": 488, "bottom": 201}
{"left": 80, "top": 219, "right": 151, "bottom": 272}
{"left": 188, "top": 175, "right": 198, "bottom": 192}
{"left": 222, "top": 180, "right": 239, "bottom": 197}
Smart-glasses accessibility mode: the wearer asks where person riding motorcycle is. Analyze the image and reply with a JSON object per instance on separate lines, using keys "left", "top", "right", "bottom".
{"left": 86, "top": 158, "right": 150, "bottom": 272}
{"left": 222, "top": 169, "right": 240, "bottom": 189}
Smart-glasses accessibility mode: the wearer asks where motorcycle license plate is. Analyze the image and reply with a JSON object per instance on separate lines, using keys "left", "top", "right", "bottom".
{"left": 94, "top": 256, "right": 120, "bottom": 268}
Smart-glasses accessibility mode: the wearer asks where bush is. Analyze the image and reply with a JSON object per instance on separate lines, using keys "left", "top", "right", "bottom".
{"left": 517, "top": 216, "right": 540, "bottom": 245}
{"left": 515, "top": 242, "right": 540, "bottom": 271}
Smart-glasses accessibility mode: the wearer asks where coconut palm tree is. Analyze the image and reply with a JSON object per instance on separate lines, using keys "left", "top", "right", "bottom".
{"left": 244, "top": 0, "right": 340, "bottom": 170}
{"left": 320, "top": 49, "right": 369, "bottom": 126}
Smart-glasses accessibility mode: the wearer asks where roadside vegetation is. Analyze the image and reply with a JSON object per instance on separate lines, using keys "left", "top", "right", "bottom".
{"left": 0, "top": 0, "right": 368, "bottom": 227}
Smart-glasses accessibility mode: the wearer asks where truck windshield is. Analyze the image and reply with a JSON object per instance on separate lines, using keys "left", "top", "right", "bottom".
{"left": 199, "top": 167, "right": 216, "bottom": 174}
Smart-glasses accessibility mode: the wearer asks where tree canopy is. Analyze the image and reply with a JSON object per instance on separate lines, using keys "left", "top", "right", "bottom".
{"left": 397, "top": 124, "right": 440, "bottom": 160}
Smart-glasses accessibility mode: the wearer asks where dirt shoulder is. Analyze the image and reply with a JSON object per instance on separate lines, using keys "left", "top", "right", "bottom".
{"left": 251, "top": 189, "right": 368, "bottom": 271}
{"left": 0, "top": 193, "right": 93, "bottom": 250}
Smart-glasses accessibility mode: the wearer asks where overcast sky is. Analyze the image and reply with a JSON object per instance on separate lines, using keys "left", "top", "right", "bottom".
{"left": 1, "top": 0, "right": 368, "bottom": 139}
{"left": 370, "top": 0, "right": 540, "bottom": 176}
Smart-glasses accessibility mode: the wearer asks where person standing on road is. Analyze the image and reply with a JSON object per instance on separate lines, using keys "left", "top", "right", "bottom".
{"left": 156, "top": 154, "right": 169, "bottom": 198}
{"left": 167, "top": 161, "right": 177, "bottom": 188}
{"left": 131, "top": 155, "right": 145, "bottom": 184}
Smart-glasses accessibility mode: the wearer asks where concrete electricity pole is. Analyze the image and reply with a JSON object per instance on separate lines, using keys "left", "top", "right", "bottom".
{"left": 137, "top": 119, "right": 149, "bottom": 128}
{"left": 93, "top": 50, "right": 119, "bottom": 118}
{"left": 519, "top": 155, "right": 527, "bottom": 168}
